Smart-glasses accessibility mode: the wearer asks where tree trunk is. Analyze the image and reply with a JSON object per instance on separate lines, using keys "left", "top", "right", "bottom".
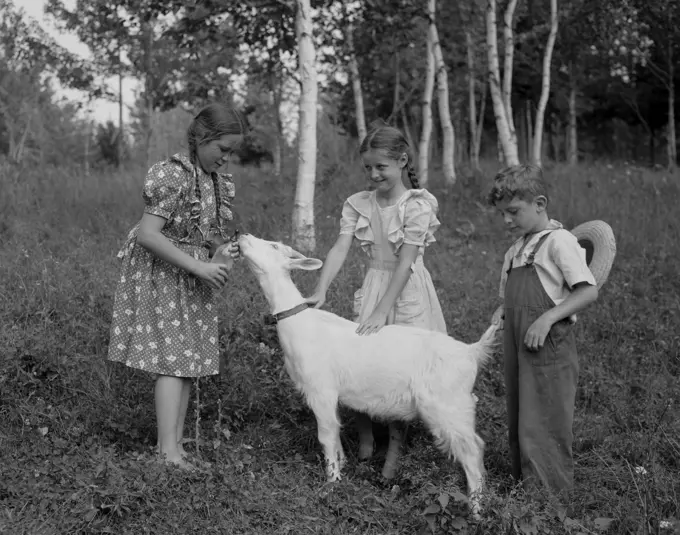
{"left": 293, "top": 0, "right": 317, "bottom": 252}
{"left": 401, "top": 106, "right": 416, "bottom": 156}
{"left": 473, "top": 83, "right": 487, "bottom": 168}
{"left": 567, "top": 67, "right": 578, "bottom": 165}
{"left": 392, "top": 50, "right": 400, "bottom": 121}
{"left": 346, "top": 22, "right": 367, "bottom": 144}
{"left": 429, "top": 0, "right": 455, "bottom": 187}
{"left": 144, "top": 22, "right": 154, "bottom": 170}
{"left": 466, "top": 30, "right": 486, "bottom": 170}
{"left": 117, "top": 49, "right": 123, "bottom": 168}
{"left": 531, "top": 0, "right": 558, "bottom": 167}
{"left": 668, "top": 44, "right": 676, "bottom": 172}
{"left": 272, "top": 80, "right": 283, "bottom": 176}
{"left": 486, "top": 0, "right": 519, "bottom": 166}
{"left": 418, "top": 25, "right": 436, "bottom": 188}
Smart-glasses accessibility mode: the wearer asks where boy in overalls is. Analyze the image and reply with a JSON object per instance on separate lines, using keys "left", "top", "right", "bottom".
{"left": 488, "top": 164, "right": 599, "bottom": 511}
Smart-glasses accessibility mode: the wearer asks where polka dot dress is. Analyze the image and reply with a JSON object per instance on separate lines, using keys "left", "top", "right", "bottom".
{"left": 107, "top": 153, "right": 235, "bottom": 378}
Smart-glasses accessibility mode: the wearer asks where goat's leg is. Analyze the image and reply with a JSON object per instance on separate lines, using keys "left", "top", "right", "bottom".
{"left": 353, "top": 410, "right": 374, "bottom": 460}
{"left": 311, "top": 399, "right": 344, "bottom": 481}
{"left": 418, "top": 397, "right": 486, "bottom": 518}
{"left": 381, "top": 421, "right": 407, "bottom": 479}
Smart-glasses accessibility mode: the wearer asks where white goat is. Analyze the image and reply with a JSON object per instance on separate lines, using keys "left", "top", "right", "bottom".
{"left": 239, "top": 233, "right": 498, "bottom": 515}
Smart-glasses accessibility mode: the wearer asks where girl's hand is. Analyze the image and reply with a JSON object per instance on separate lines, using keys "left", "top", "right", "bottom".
{"left": 356, "top": 310, "right": 388, "bottom": 336}
{"left": 227, "top": 241, "right": 240, "bottom": 259}
{"left": 193, "top": 261, "right": 231, "bottom": 290}
{"left": 304, "top": 289, "right": 327, "bottom": 309}
{"left": 524, "top": 315, "right": 553, "bottom": 352}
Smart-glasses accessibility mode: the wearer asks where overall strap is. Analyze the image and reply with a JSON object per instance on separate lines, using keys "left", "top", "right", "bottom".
{"left": 507, "top": 230, "right": 554, "bottom": 272}
{"left": 526, "top": 231, "right": 554, "bottom": 266}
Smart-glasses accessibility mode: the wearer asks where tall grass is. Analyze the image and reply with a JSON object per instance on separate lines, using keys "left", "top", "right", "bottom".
{"left": 1, "top": 156, "right": 678, "bottom": 534}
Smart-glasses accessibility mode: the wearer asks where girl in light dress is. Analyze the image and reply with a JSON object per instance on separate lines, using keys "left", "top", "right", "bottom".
{"left": 305, "top": 121, "right": 447, "bottom": 470}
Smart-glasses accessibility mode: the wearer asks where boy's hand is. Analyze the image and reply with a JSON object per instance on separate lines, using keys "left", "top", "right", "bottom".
{"left": 492, "top": 305, "right": 504, "bottom": 328}
{"left": 524, "top": 316, "right": 553, "bottom": 351}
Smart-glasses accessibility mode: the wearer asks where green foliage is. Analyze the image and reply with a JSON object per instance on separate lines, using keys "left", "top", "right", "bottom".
{"left": 1, "top": 158, "right": 678, "bottom": 533}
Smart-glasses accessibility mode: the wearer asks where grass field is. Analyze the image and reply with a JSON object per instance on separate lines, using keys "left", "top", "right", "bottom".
{"left": 0, "top": 156, "right": 679, "bottom": 534}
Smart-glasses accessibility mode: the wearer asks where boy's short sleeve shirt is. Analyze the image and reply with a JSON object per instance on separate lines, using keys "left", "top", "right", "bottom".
{"left": 499, "top": 220, "right": 596, "bottom": 306}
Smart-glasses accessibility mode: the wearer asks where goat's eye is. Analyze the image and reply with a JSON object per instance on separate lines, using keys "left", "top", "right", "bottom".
{"left": 271, "top": 244, "right": 278, "bottom": 250}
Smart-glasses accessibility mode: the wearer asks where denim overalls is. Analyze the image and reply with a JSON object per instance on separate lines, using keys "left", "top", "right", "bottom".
{"left": 503, "top": 231, "right": 579, "bottom": 497}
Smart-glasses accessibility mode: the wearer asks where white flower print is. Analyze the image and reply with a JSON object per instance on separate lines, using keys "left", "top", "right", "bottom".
{"left": 158, "top": 320, "right": 164, "bottom": 329}
{"left": 127, "top": 327, "right": 133, "bottom": 333}
{"left": 135, "top": 344, "right": 143, "bottom": 351}
{"left": 122, "top": 292, "right": 128, "bottom": 300}
{"left": 179, "top": 334, "right": 185, "bottom": 342}
{"left": 172, "top": 320, "right": 180, "bottom": 327}
{"left": 125, "top": 309, "right": 133, "bottom": 316}
{"left": 190, "top": 363, "right": 195, "bottom": 371}
{"left": 152, "top": 357, "right": 158, "bottom": 365}
{"left": 139, "top": 360, "right": 145, "bottom": 368}
{"left": 206, "top": 304, "right": 212, "bottom": 311}
{"left": 184, "top": 350, "right": 192, "bottom": 357}
{"left": 166, "top": 355, "right": 177, "bottom": 362}
{"left": 114, "top": 327, "right": 121, "bottom": 335}
{"left": 165, "top": 337, "right": 172, "bottom": 344}
{"left": 191, "top": 304, "right": 198, "bottom": 312}
{"left": 136, "top": 325, "right": 143, "bottom": 333}
{"left": 209, "top": 337, "right": 216, "bottom": 344}
{"left": 117, "top": 343, "right": 126, "bottom": 350}
{"left": 196, "top": 319, "right": 203, "bottom": 327}
{"left": 149, "top": 341, "right": 157, "bottom": 349}
{"left": 204, "top": 359, "right": 212, "bottom": 366}
{"left": 169, "top": 301, "right": 176, "bottom": 309}
{"left": 175, "top": 370, "right": 181, "bottom": 376}
{"left": 135, "top": 286, "right": 142, "bottom": 294}
{"left": 146, "top": 324, "right": 151, "bottom": 333}
{"left": 155, "top": 307, "right": 162, "bottom": 315}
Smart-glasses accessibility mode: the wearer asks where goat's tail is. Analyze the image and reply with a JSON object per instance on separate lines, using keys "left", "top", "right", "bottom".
{"left": 472, "top": 323, "right": 501, "bottom": 367}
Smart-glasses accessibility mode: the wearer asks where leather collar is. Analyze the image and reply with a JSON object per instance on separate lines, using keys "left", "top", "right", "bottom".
{"left": 264, "top": 303, "right": 309, "bottom": 326}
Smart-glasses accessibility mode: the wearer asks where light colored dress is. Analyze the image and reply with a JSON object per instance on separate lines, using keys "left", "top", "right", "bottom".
{"left": 107, "top": 153, "right": 235, "bottom": 377}
{"left": 340, "top": 189, "right": 447, "bottom": 334}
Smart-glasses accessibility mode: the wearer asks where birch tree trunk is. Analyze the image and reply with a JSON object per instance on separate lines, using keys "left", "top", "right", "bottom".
{"left": 272, "top": 85, "right": 283, "bottom": 176}
{"left": 429, "top": 0, "right": 456, "bottom": 187}
{"left": 667, "top": 43, "right": 677, "bottom": 172}
{"left": 466, "top": 31, "right": 480, "bottom": 170}
{"left": 346, "top": 22, "right": 367, "bottom": 144}
{"left": 486, "top": 0, "right": 519, "bottom": 166}
{"left": 418, "top": 27, "right": 436, "bottom": 188}
{"left": 144, "top": 21, "right": 154, "bottom": 170}
{"left": 531, "top": 0, "right": 558, "bottom": 167}
{"left": 117, "top": 48, "right": 124, "bottom": 168}
{"left": 567, "top": 66, "right": 578, "bottom": 166}
{"left": 293, "top": 0, "right": 317, "bottom": 252}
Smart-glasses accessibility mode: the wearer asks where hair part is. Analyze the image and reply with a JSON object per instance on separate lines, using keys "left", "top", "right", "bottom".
{"left": 360, "top": 119, "right": 420, "bottom": 189}
{"left": 187, "top": 103, "right": 248, "bottom": 164}
{"left": 486, "top": 163, "right": 549, "bottom": 206}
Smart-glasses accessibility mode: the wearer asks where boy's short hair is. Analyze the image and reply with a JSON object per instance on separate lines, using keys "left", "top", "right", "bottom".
{"left": 487, "top": 163, "right": 550, "bottom": 206}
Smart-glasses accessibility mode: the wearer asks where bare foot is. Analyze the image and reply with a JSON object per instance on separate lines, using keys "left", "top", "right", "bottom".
{"left": 156, "top": 444, "right": 190, "bottom": 459}
{"left": 157, "top": 452, "right": 196, "bottom": 471}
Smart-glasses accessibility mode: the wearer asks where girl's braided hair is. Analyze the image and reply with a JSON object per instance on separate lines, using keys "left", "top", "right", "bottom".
{"left": 360, "top": 119, "right": 419, "bottom": 189}
{"left": 187, "top": 103, "right": 248, "bottom": 165}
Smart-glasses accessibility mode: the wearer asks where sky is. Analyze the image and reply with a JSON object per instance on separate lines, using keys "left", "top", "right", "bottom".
{"left": 19, "top": 0, "right": 139, "bottom": 125}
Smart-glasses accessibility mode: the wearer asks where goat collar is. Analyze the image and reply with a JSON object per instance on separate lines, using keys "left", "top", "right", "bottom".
{"left": 264, "top": 303, "right": 309, "bottom": 326}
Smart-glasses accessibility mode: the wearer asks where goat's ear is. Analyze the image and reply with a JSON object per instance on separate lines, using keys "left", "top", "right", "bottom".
{"left": 289, "top": 257, "right": 323, "bottom": 271}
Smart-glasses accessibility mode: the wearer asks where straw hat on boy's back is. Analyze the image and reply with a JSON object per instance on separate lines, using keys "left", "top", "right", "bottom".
{"left": 570, "top": 220, "right": 617, "bottom": 289}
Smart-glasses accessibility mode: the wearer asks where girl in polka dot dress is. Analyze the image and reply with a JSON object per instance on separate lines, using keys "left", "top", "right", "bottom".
{"left": 107, "top": 104, "right": 246, "bottom": 468}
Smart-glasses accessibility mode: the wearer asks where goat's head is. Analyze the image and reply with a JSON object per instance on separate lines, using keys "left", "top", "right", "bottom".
{"left": 238, "top": 233, "right": 323, "bottom": 277}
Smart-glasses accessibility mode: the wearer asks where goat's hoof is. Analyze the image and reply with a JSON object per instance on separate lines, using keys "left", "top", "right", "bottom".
{"left": 381, "top": 467, "right": 397, "bottom": 480}
{"left": 358, "top": 444, "right": 374, "bottom": 461}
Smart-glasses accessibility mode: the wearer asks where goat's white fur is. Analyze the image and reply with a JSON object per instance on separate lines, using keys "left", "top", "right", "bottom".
{"left": 239, "top": 234, "right": 498, "bottom": 515}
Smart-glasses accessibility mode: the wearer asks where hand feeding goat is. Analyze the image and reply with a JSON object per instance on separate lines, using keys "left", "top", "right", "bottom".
{"left": 238, "top": 233, "right": 499, "bottom": 515}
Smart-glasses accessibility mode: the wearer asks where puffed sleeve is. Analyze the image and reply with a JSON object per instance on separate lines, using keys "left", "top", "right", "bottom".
{"left": 339, "top": 198, "right": 359, "bottom": 235}
{"left": 402, "top": 197, "right": 440, "bottom": 247}
{"left": 142, "top": 161, "right": 189, "bottom": 220}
